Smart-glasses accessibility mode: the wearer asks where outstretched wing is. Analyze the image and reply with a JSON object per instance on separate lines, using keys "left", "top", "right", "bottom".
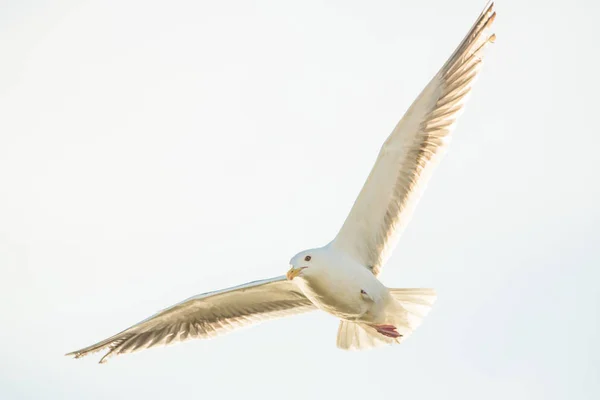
{"left": 333, "top": 2, "right": 496, "bottom": 275}
{"left": 66, "top": 276, "right": 315, "bottom": 363}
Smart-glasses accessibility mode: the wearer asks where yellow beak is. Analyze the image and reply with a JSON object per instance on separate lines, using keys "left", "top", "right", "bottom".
{"left": 286, "top": 267, "right": 305, "bottom": 280}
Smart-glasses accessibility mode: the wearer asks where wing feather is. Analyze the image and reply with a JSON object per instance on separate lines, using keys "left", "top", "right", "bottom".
{"left": 333, "top": 2, "right": 496, "bottom": 275}
{"left": 66, "top": 276, "right": 315, "bottom": 363}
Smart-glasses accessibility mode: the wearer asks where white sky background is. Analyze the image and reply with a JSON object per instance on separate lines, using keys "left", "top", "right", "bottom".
{"left": 1, "top": 0, "right": 599, "bottom": 398}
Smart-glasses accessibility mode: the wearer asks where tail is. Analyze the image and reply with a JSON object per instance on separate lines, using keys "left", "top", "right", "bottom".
{"left": 336, "top": 288, "right": 436, "bottom": 351}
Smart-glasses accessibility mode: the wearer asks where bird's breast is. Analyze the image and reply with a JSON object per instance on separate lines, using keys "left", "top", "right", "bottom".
{"left": 294, "top": 263, "right": 383, "bottom": 320}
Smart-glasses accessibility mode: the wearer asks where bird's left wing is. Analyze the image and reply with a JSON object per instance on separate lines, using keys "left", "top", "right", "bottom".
{"left": 66, "top": 275, "right": 315, "bottom": 363}
{"left": 332, "top": 3, "right": 496, "bottom": 275}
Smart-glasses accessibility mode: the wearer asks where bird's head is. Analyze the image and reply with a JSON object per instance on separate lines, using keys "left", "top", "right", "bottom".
{"left": 287, "top": 248, "right": 321, "bottom": 280}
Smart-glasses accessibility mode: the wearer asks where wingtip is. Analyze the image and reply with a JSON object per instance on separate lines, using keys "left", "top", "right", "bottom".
{"left": 65, "top": 351, "right": 84, "bottom": 360}
{"left": 481, "top": 2, "right": 496, "bottom": 26}
{"left": 66, "top": 349, "right": 110, "bottom": 364}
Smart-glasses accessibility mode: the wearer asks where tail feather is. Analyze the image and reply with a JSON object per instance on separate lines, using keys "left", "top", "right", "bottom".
{"left": 389, "top": 288, "right": 437, "bottom": 319}
{"left": 337, "top": 321, "right": 394, "bottom": 350}
{"left": 336, "top": 288, "right": 436, "bottom": 351}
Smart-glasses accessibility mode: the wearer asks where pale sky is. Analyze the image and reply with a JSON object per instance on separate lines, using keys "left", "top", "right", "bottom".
{"left": 1, "top": 0, "right": 599, "bottom": 399}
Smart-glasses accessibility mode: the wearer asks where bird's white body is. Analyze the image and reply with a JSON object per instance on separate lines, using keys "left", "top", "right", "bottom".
{"left": 290, "top": 246, "right": 392, "bottom": 322}
{"left": 287, "top": 245, "right": 431, "bottom": 349}
{"left": 67, "top": 2, "right": 496, "bottom": 363}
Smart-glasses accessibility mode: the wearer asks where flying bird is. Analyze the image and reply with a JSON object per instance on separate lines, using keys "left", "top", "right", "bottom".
{"left": 67, "top": 2, "right": 496, "bottom": 363}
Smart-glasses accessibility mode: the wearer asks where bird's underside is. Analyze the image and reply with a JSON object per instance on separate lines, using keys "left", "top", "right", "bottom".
{"left": 67, "top": 2, "right": 496, "bottom": 363}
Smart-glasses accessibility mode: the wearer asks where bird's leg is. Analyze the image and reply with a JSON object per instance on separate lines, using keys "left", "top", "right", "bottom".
{"left": 370, "top": 324, "right": 402, "bottom": 338}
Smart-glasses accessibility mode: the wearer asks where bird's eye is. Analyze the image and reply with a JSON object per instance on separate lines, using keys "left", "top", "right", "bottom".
{"left": 304, "top": 255, "right": 311, "bottom": 262}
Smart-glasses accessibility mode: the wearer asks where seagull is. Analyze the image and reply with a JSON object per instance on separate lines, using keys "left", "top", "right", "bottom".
{"left": 67, "top": 2, "right": 496, "bottom": 363}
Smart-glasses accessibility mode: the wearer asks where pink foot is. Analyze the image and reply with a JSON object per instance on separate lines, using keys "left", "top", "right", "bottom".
{"left": 371, "top": 324, "right": 402, "bottom": 338}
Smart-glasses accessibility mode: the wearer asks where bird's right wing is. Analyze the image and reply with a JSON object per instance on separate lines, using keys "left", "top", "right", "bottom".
{"left": 333, "top": 2, "right": 496, "bottom": 275}
{"left": 66, "top": 276, "right": 315, "bottom": 363}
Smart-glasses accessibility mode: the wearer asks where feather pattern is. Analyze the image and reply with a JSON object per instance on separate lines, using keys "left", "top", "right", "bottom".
{"left": 66, "top": 276, "right": 315, "bottom": 363}
{"left": 333, "top": 2, "right": 496, "bottom": 275}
